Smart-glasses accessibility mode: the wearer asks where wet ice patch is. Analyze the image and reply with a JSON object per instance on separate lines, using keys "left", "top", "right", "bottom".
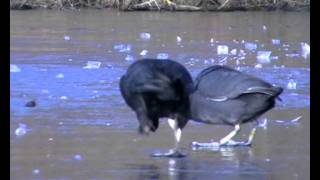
{"left": 139, "top": 32, "right": 151, "bottom": 40}
{"left": 157, "top": 53, "right": 169, "bottom": 59}
{"left": 15, "top": 123, "right": 27, "bottom": 136}
{"left": 10, "top": 64, "right": 21, "bottom": 73}
{"left": 256, "top": 51, "right": 272, "bottom": 64}
{"left": 217, "top": 45, "right": 229, "bottom": 55}
{"left": 83, "top": 61, "right": 101, "bottom": 69}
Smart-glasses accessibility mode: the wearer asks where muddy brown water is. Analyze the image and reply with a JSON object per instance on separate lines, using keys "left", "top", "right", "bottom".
{"left": 11, "top": 10, "right": 309, "bottom": 180}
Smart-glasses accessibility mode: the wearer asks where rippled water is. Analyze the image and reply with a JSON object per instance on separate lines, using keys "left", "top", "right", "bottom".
{"left": 11, "top": 10, "right": 309, "bottom": 180}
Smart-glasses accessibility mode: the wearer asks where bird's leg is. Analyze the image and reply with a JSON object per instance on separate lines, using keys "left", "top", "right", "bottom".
{"left": 151, "top": 118, "right": 186, "bottom": 158}
{"left": 193, "top": 124, "right": 256, "bottom": 148}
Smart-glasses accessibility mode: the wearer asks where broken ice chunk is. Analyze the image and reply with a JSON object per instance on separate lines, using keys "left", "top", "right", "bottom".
{"left": 113, "top": 44, "right": 131, "bottom": 53}
{"left": 56, "top": 73, "right": 64, "bottom": 78}
{"left": 140, "top": 50, "right": 148, "bottom": 56}
{"left": 262, "top": 25, "right": 267, "bottom": 31}
{"left": 125, "top": 55, "right": 134, "bottom": 62}
{"left": 64, "top": 35, "right": 71, "bottom": 41}
{"left": 256, "top": 51, "right": 272, "bottom": 64}
{"left": 32, "top": 169, "right": 40, "bottom": 175}
{"left": 15, "top": 123, "right": 27, "bottom": 136}
{"left": 83, "top": 61, "right": 101, "bottom": 69}
{"left": 10, "top": 64, "right": 21, "bottom": 72}
{"left": 287, "top": 79, "right": 297, "bottom": 90}
{"left": 60, "top": 96, "right": 68, "bottom": 100}
{"left": 217, "top": 45, "right": 229, "bottom": 55}
{"left": 245, "top": 42, "right": 257, "bottom": 51}
{"left": 74, "top": 154, "right": 82, "bottom": 161}
{"left": 230, "top": 49, "right": 237, "bottom": 55}
{"left": 272, "top": 39, "right": 281, "bottom": 45}
{"left": 254, "top": 64, "right": 263, "bottom": 68}
{"left": 157, "top": 53, "right": 169, "bottom": 59}
{"left": 139, "top": 32, "right": 151, "bottom": 40}
{"left": 301, "top": 42, "right": 310, "bottom": 59}
{"left": 177, "top": 36, "right": 182, "bottom": 43}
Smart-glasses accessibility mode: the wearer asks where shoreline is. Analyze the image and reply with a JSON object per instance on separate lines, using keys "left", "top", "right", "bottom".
{"left": 10, "top": 0, "right": 310, "bottom": 11}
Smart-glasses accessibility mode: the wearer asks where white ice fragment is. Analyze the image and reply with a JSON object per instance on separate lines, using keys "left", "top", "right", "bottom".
{"left": 271, "top": 56, "right": 279, "bottom": 60}
{"left": 176, "top": 36, "right": 182, "bottom": 43}
{"left": 230, "top": 49, "right": 237, "bottom": 55}
{"left": 265, "top": 158, "right": 271, "bottom": 162}
{"left": 48, "top": 138, "right": 54, "bottom": 141}
{"left": 83, "top": 61, "right": 101, "bottom": 69}
{"left": 272, "top": 39, "right": 281, "bottom": 45}
{"left": 239, "top": 49, "right": 246, "bottom": 56}
{"left": 262, "top": 25, "right": 267, "bottom": 31}
{"left": 15, "top": 123, "right": 27, "bottom": 136}
{"left": 210, "top": 38, "right": 214, "bottom": 45}
{"left": 41, "top": 89, "right": 49, "bottom": 94}
{"left": 287, "top": 79, "right": 297, "bottom": 90}
{"left": 291, "top": 115, "right": 302, "bottom": 123}
{"left": 74, "top": 154, "right": 82, "bottom": 161}
{"left": 258, "top": 118, "right": 268, "bottom": 129}
{"left": 139, "top": 32, "right": 151, "bottom": 40}
{"left": 56, "top": 73, "right": 64, "bottom": 78}
{"left": 254, "top": 64, "right": 263, "bottom": 68}
{"left": 301, "top": 42, "right": 310, "bottom": 59}
{"left": 58, "top": 122, "right": 64, "bottom": 125}
{"left": 10, "top": 64, "right": 21, "bottom": 73}
{"left": 92, "top": 90, "right": 98, "bottom": 94}
{"left": 256, "top": 51, "right": 272, "bottom": 64}
{"left": 64, "top": 35, "right": 71, "bottom": 41}
{"left": 285, "top": 53, "right": 300, "bottom": 58}
{"left": 157, "top": 53, "right": 169, "bottom": 59}
{"left": 106, "top": 122, "right": 111, "bottom": 126}
{"left": 217, "top": 45, "right": 229, "bottom": 55}
{"left": 68, "top": 58, "right": 73, "bottom": 62}
{"left": 245, "top": 42, "right": 257, "bottom": 51}
{"left": 140, "top": 50, "right": 148, "bottom": 56}
{"left": 125, "top": 55, "right": 134, "bottom": 62}
{"left": 33, "top": 169, "right": 40, "bottom": 175}
{"left": 113, "top": 44, "right": 131, "bottom": 53}
{"left": 60, "top": 96, "right": 68, "bottom": 100}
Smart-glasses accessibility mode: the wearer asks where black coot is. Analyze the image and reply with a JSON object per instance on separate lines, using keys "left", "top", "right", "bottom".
{"left": 190, "top": 65, "right": 283, "bottom": 148}
{"left": 120, "top": 59, "right": 194, "bottom": 157}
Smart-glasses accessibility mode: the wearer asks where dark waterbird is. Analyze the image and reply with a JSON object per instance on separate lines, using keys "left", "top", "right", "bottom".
{"left": 119, "top": 59, "right": 194, "bottom": 157}
{"left": 190, "top": 65, "right": 283, "bottom": 148}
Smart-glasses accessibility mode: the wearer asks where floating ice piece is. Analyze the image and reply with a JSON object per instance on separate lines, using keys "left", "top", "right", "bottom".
{"left": 56, "top": 73, "right": 64, "bottom": 78}
{"left": 74, "top": 154, "right": 82, "bottom": 161}
{"left": 238, "top": 49, "right": 246, "bottom": 56}
{"left": 157, "top": 53, "right": 169, "bottom": 59}
{"left": 301, "top": 42, "right": 310, "bottom": 59}
{"left": 125, "top": 55, "right": 134, "bottom": 62}
{"left": 68, "top": 58, "right": 73, "bottom": 62}
{"left": 10, "top": 64, "right": 21, "bottom": 72}
{"left": 291, "top": 115, "right": 302, "bottom": 123}
{"left": 210, "top": 38, "right": 214, "bottom": 45}
{"left": 256, "top": 51, "right": 272, "bottom": 64}
{"left": 245, "top": 42, "right": 257, "bottom": 51}
{"left": 254, "top": 64, "right": 263, "bottom": 68}
{"left": 262, "top": 25, "right": 267, "bottom": 31}
{"left": 287, "top": 79, "right": 297, "bottom": 90}
{"left": 176, "top": 36, "right": 182, "bottom": 43}
{"left": 217, "top": 45, "right": 229, "bottom": 55}
{"left": 282, "top": 44, "right": 290, "bottom": 47}
{"left": 230, "top": 49, "right": 237, "bottom": 55}
{"left": 48, "top": 138, "right": 54, "bottom": 141}
{"left": 271, "top": 56, "right": 279, "bottom": 60}
{"left": 41, "top": 89, "right": 49, "bottom": 94}
{"left": 140, "top": 50, "right": 148, "bottom": 56}
{"left": 139, "top": 32, "right": 151, "bottom": 40}
{"left": 265, "top": 158, "right": 271, "bottom": 162}
{"left": 64, "top": 35, "right": 71, "bottom": 41}
{"left": 33, "top": 169, "right": 40, "bottom": 175}
{"left": 60, "top": 96, "right": 68, "bottom": 100}
{"left": 113, "top": 44, "right": 131, "bottom": 53}
{"left": 285, "top": 53, "right": 300, "bottom": 58}
{"left": 272, "top": 39, "right": 281, "bottom": 45}
{"left": 15, "top": 123, "right": 27, "bottom": 136}
{"left": 83, "top": 61, "right": 101, "bottom": 69}
{"left": 106, "top": 122, "right": 112, "bottom": 126}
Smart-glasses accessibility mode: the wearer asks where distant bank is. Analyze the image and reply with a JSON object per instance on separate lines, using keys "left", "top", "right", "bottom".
{"left": 10, "top": 0, "right": 309, "bottom": 11}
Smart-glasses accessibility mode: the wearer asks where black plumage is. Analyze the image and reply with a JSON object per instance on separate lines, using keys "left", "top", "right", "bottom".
{"left": 119, "top": 59, "right": 193, "bottom": 157}
{"left": 190, "top": 65, "right": 283, "bottom": 147}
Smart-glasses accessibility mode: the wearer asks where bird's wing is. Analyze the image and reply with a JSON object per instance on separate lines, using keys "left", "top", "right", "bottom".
{"left": 194, "top": 66, "right": 282, "bottom": 102}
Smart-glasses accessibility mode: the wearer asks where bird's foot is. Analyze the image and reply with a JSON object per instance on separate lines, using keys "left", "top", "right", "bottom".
{"left": 192, "top": 139, "right": 252, "bottom": 149}
{"left": 151, "top": 149, "right": 187, "bottom": 158}
{"left": 220, "top": 139, "right": 252, "bottom": 147}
